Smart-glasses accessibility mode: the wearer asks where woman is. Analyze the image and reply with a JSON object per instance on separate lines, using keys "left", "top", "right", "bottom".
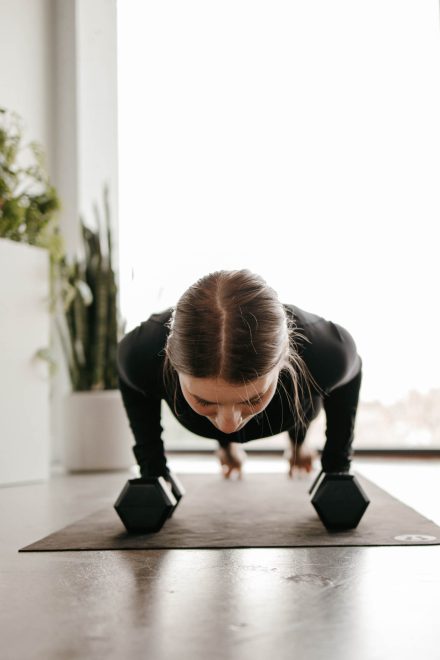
{"left": 117, "top": 269, "right": 362, "bottom": 483}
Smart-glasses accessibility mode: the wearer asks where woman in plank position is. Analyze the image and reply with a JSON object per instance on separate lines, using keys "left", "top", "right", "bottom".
{"left": 117, "top": 270, "right": 362, "bottom": 482}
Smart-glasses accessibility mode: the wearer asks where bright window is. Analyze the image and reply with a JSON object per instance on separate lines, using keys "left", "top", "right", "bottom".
{"left": 117, "top": 1, "right": 440, "bottom": 449}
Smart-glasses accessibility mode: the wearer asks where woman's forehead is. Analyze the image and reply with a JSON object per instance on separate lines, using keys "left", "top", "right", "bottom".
{"left": 178, "top": 369, "right": 278, "bottom": 402}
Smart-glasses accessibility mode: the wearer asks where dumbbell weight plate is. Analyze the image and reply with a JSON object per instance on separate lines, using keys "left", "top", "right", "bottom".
{"left": 114, "top": 476, "right": 177, "bottom": 533}
{"left": 309, "top": 472, "right": 370, "bottom": 530}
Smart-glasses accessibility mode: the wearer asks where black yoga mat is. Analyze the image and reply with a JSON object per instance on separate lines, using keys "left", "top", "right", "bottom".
{"left": 19, "top": 471, "right": 440, "bottom": 551}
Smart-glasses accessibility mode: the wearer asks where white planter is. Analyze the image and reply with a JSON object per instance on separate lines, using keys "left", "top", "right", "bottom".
{"left": 63, "top": 389, "right": 135, "bottom": 471}
{"left": 0, "top": 238, "right": 50, "bottom": 485}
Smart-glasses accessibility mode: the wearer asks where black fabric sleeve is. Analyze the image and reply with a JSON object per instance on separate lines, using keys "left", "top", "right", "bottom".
{"left": 118, "top": 376, "right": 171, "bottom": 478}
{"left": 286, "top": 390, "right": 323, "bottom": 449}
{"left": 287, "top": 429, "right": 308, "bottom": 447}
{"left": 317, "top": 320, "right": 362, "bottom": 473}
{"left": 321, "top": 366, "right": 362, "bottom": 472}
{"left": 116, "top": 319, "right": 171, "bottom": 479}
{"left": 286, "top": 309, "right": 363, "bottom": 472}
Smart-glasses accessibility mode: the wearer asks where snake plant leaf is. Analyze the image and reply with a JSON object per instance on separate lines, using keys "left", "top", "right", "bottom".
{"left": 63, "top": 282, "right": 78, "bottom": 312}
{"left": 54, "top": 185, "right": 125, "bottom": 391}
{"left": 34, "top": 347, "right": 59, "bottom": 376}
{"left": 75, "top": 279, "right": 93, "bottom": 306}
{"left": 74, "top": 337, "right": 86, "bottom": 366}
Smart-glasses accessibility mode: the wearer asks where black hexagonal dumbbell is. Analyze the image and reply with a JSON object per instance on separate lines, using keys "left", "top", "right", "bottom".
{"left": 308, "top": 470, "right": 370, "bottom": 530}
{"left": 114, "top": 473, "right": 185, "bottom": 533}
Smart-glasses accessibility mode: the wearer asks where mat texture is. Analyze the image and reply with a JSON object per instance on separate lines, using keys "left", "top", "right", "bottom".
{"left": 19, "top": 471, "right": 440, "bottom": 551}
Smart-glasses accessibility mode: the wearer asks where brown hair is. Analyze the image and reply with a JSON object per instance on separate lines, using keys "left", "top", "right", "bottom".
{"left": 163, "top": 269, "right": 322, "bottom": 432}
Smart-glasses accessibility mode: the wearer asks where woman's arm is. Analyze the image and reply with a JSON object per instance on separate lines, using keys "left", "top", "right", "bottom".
{"left": 292, "top": 308, "right": 363, "bottom": 474}
{"left": 118, "top": 375, "right": 170, "bottom": 479}
{"left": 321, "top": 366, "right": 362, "bottom": 472}
{"left": 116, "top": 316, "right": 172, "bottom": 478}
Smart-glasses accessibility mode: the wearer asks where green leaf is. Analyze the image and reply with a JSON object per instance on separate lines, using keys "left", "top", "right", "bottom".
{"left": 75, "top": 279, "right": 93, "bottom": 306}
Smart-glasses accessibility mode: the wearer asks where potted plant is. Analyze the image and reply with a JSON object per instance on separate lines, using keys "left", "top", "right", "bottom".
{"left": 0, "top": 107, "right": 62, "bottom": 485}
{"left": 55, "top": 185, "right": 133, "bottom": 471}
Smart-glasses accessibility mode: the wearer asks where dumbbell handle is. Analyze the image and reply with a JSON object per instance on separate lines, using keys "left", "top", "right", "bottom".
{"left": 166, "top": 472, "right": 186, "bottom": 501}
{"left": 308, "top": 468, "right": 350, "bottom": 496}
{"left": 308, "top": 468, "right": 324, "bottom": 495}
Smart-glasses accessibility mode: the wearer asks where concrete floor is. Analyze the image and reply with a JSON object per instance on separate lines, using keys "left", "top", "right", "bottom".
{"left": 1, "top": 454, "right": 440, "bottom": 660}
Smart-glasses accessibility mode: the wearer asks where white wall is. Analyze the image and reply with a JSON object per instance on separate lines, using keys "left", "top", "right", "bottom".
{"left": 0, "top": 0, "right": 58, "bottom": 475}
{"left": 0, "top": 0, "right": 119, "bottom": 471}
{"left": 54, "top": 0, "right": 119, "bottom": 262}
{"left": 0, "top": 240, "right": 50, "bottom": 484}
{"left": 0, "top": 0, "right": 55, "bottom": 169}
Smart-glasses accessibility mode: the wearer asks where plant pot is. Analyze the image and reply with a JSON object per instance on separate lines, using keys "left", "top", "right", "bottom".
{"left": 63, "top": 389, "right": 135, "bottom": 471}
{"left": 0, "top": 238, "right": 50, "bottom": 485}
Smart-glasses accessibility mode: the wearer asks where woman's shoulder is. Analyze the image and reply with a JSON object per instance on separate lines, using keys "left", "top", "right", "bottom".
{"left": 283, "top": 303, "right": 361, "bottom": 391}
{"left": 284, "top": 302, "right": 352, "bottom": 340}
{"left": 147, "top": 307, "right": 175, "bottom": 327}
{"left": 116, "top": 307, "right": 173, "bottom": 392}
{"left": 283, "top": 303, "right": 325, "bottom": 329}
{"left": 120, "top": 307, "right": 173, "bottom": 354}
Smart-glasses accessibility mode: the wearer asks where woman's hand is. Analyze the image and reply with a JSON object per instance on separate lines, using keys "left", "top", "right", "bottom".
{"left": 284, "top": 443, "right": 317, "bottom": 478}
{"left": 215, "top": 443, "right": 247, "bottom": 480}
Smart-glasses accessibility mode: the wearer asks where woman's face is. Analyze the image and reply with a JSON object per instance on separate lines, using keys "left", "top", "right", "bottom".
{"left": 178, "top": 367, "right": 280, "bottom": 434}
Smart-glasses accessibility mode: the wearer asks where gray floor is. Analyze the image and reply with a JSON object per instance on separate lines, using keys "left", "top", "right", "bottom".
{"left": 1, "top": 454, "right": 440, "bottom": 660}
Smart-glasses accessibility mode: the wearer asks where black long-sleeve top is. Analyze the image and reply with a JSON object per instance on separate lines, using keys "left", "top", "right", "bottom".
{"left": 116, "top": 304, "right": 363, "bottom": 478}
